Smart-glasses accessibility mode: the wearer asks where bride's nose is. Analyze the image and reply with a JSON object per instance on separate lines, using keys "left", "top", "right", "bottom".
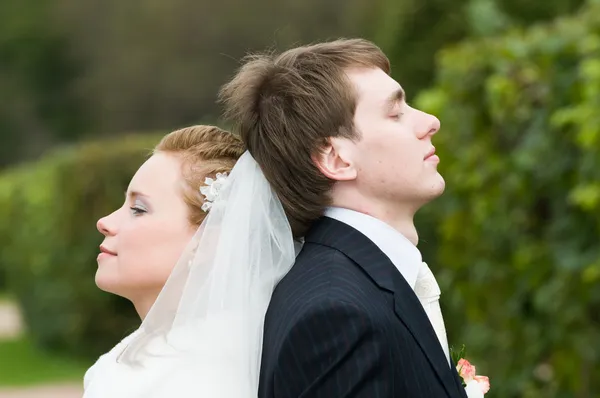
{"left": 97, "top": 211, "right": 118, "bottom": 236}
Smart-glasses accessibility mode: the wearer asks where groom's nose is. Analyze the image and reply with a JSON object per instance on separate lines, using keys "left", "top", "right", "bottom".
{"left": 416, "top": 110, "right": 441, "bottom": 139}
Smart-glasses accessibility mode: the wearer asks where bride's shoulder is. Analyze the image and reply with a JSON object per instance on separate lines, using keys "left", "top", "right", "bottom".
{"left": 83, "top": 329, "right": 141, "bottom": 388}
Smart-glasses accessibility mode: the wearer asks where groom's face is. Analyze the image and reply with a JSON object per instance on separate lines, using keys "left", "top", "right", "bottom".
{"left": 345, "top": 67, "right": 445, "bottom": 211}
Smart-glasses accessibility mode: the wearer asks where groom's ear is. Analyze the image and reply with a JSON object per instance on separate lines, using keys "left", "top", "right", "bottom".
{"left": 312, "top": 138, "right": 357, "bottom": 182}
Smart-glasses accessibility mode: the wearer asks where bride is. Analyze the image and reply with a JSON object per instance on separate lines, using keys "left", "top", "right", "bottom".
{"left": 84, "top": 125, "right": 297, "bottom": 397}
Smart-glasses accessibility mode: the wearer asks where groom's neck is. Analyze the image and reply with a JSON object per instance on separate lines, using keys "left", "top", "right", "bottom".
{"left": 331, "top": 197, "right": 419, "bottom": 245}
{"left": 384, "top": 213, "right": 419, "bottom": 246}
{"left": 369, "top": 207, "right": 419, "bottom": 245}
{"left": 350, "top": 206, "right": 418, "bottom": 245}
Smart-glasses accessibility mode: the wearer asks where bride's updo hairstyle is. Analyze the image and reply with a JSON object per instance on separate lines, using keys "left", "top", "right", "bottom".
{"left": 154, "top": 125, "right": 245, "bottom": 226}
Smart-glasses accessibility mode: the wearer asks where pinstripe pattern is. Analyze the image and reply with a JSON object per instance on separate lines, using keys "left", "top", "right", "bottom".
{"left": 258, "top": 217, "right": 468, "bottom": 398}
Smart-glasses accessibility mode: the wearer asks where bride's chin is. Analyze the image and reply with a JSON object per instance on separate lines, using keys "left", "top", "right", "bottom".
{"left": 94, "top": 272, "right": 124, "bottom": 297}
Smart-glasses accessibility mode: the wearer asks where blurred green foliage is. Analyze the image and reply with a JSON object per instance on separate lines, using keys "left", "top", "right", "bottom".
{"left": 0, "top": 177, "right": 16, "bottom": 290}
{"left": 0, "top": 134, "right": 161, "bottom": 358}
{"left": 415, "top": 2, "right": 600, "bottom": 397}
{"left": 0, "top": 0, "right": 376, "bottom": 169}
{"left": 377, "top": 0, "right": 585, "bottom": 99}
{"left": 0, "top": 0, "right": 87, "bottom": 168}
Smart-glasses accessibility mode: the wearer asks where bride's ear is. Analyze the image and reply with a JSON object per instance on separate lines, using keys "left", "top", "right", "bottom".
{"left": 312, "top": 138, "right": 357, "bottom": 182}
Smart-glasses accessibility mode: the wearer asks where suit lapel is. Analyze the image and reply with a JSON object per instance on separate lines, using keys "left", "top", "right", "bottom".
{"left": 452, "top": 366, "right": 469, "bottom": 398}
{"left": 305, "top": 217, "right": 460, "bottom": 397}
{"left": 390, "top": 271, "right": 459, "bottom": 396}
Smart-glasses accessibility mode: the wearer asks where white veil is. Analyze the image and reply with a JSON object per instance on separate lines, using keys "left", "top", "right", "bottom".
{"left": 118, "top": 151, "right": 296, "bottom": 397}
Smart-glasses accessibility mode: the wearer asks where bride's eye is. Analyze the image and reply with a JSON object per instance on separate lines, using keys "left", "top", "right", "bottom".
{"left": 129, "top": 206, "right": 147, "bottom": 216}
{"left": 129, "top": 199, "right": 148, "bottom": 216}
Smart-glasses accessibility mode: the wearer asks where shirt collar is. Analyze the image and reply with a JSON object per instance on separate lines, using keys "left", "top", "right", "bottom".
{"left": 323, "top": 207, "right": 422, "bottom": 289}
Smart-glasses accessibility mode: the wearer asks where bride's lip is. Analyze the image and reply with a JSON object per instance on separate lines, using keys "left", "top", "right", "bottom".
{"left": 99, "top": 245, "right": 117, "bottom": 256}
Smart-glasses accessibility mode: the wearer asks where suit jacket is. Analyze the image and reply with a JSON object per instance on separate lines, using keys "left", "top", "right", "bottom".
{"left": 258, "top": 217, "right": 468, "bottom": 398}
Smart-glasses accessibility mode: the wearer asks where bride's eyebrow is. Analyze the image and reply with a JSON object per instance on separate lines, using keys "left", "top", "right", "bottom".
{"left": 125, "top": 190, "right": 150, "bottom": 200}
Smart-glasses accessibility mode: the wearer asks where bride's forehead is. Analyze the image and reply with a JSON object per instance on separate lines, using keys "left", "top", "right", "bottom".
{"left": 129, "top": 154, "right": 183, "bottom": 195}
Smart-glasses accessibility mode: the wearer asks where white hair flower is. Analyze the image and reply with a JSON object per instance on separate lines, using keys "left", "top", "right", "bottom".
{"left": 200, "top": 172, "right": 228, "bottom": 212}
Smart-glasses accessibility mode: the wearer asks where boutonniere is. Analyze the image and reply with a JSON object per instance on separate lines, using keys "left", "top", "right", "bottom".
{"left": 451, "top": 345, "right": 490, "bottom": 397}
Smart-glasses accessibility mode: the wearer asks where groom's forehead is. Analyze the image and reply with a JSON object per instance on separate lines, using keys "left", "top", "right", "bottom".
{"left": 348, "top": 71, "right": 404, "bottom": 110}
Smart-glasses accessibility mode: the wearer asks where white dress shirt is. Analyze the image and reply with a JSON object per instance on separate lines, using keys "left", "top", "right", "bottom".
{"left": 324, "top": 207, "right": 422, "bottom": 288}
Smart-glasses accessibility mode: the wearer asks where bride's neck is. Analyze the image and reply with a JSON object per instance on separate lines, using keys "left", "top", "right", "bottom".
{"left": 131, "top": 295, "right": 157, "bottom": 320}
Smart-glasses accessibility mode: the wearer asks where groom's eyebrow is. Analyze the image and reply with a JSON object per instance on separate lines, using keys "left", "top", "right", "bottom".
{"left": 384, "top": 88, "right": 405, "bottom": 112}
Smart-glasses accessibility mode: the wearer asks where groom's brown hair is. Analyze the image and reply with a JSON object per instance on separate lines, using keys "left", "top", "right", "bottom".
{"left": 219, "top": 38, "right": 390, "bottom": 238}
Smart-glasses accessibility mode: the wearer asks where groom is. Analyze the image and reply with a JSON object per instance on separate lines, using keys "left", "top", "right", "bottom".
{"left": 220, "top": 38, "right": 467, "bottom": 397}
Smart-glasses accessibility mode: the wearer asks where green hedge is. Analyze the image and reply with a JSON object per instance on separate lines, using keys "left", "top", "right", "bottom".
{"left": 1, "top": 134, "right": 161, "bottom": 358}
{"left": 0, "top": 174, "right": 17, "bottom": 291}
{"left": 415, "top": 3, "right": 600, "bottom": 397}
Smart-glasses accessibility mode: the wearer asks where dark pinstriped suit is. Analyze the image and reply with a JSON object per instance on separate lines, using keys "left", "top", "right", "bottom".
{"left": 258, "top": 217, "right": 468, "bottom": 398}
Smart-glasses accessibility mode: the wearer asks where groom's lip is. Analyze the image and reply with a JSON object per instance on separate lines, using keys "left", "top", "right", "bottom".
{"left": 424, "top": 147, "right": 437, "bottom": 160}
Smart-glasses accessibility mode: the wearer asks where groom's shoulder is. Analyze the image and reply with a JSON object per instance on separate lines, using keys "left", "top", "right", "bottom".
{"left": 295, "top": 241, "right": 363, "bottom": 280}
{"left": 264, "top": 242, "right": 386, "bottom": 348}
{"left": 273, "top": 242, "right": 377, "bottom": 309}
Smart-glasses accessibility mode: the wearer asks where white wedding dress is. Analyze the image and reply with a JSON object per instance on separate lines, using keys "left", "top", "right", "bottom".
{"left": 83, "top": 316, "right": 255, "bottom": 397}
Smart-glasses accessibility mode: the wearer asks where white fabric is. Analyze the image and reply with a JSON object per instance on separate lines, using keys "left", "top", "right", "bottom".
{"left": 83, "top": 151, "right": 296, "bottom": 398}
{"left": 324, "top": 207, "right": 450, "bottom": 365}
{"left": 465, "top": 380, "right": 485, "bottom": 398}
{"left": 83, "top": 330, "right": 140, "bottom": 393}
{"left": 324, "top": 207, "right": 421, "bottom": 287}
{"left": 415, "top": 262, "right": 450, "bottom": 365}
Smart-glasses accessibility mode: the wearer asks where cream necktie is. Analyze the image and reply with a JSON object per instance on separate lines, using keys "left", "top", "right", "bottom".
{"left": 414, "top": 261, "right": 450, "bottom": 365}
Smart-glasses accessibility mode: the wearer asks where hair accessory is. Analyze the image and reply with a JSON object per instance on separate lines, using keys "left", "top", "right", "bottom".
{"left": 200, "top": 172, "right": 228, "bottom": 212}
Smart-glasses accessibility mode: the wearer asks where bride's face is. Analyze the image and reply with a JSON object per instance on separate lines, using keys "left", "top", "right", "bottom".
{"left": 96, "top": 152, "right": 197, "bottom": 305}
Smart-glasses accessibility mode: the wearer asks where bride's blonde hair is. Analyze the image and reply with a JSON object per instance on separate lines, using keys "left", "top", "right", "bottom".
{"left": 154, "top": 125, "right": 245, "bottom": 226}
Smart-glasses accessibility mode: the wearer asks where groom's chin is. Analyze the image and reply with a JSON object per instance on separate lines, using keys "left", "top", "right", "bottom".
{"left": 425, "top": 173, "right": 446, "bottom": 200}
